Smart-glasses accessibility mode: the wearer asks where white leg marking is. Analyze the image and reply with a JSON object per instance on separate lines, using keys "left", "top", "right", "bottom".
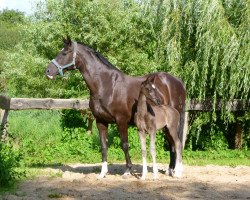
{"left": 98, "top": 161, "right": 108, "bottom": 179}
{"left": 141, "top": 157, "right": 148, "bottom": 180}
{"left": 174, "top": 162, "right": 183, "bottom": 178}
{"left": 152, "top": 162, "right": 159, "bottom": 180}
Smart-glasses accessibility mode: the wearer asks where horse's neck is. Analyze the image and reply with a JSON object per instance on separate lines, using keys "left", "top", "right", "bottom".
{"left": 77, "top": 46, "right": 123, "bottom": 96}
{"left": 137, "top": 92, "right": 148, "bottom": 117}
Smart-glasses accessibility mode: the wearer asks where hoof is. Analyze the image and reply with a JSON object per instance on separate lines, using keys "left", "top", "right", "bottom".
{"left": 140, "top": 173, "right": 147, "bottom": 180}
{"left": 97, "top": 172, "right": 107, "bottom": 179}
{"left": 122, "top": 172, "right": 132, "bottom": 179}
{"left": 153, "top": 173, "right": 159, "bottom": 180}
{"left": 173, "top": 170, "right": 182, "bottom": 178}
{"left": 167, "top": 168, "right": 174, "bottom": 177}
{"left": 122, "top": 168, "right": 132, "bottom": 179}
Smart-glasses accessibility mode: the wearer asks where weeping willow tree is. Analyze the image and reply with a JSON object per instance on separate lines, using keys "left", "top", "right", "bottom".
{"left": 139, "top": 0, "right": 250, "bottom": 149}
{"left": 138, "top": 0, "right": 250, "bottom": 149}
{"left": 150, "top": 0, "right": 250, "bottom": 101}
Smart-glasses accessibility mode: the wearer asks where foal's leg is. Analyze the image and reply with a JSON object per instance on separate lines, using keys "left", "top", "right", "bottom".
{"left": 96, "top": 121, "right": 109, "bottom": 178}
{"left": 149, "top": 130, "right": 158, "bottom": 180}
{"left": 138, "top": 130, "right": 147, "bottom": 180}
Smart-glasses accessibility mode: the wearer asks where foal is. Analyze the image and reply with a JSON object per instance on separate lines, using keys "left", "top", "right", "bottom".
{"left": 134, "top": 79, "right": 182, "bottom": 180}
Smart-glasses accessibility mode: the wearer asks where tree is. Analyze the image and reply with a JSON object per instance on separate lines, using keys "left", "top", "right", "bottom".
{"left": 1, "top": 0, "right": 249, "bottom": 149}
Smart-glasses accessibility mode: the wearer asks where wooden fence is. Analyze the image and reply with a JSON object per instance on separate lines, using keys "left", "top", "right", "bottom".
{"left": 0, "top": 95, "right": 249, "bottom": 147}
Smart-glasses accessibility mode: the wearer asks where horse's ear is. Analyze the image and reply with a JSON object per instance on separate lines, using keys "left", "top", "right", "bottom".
{"left": 63, "top": 36, "right": 72, "bottom": 47}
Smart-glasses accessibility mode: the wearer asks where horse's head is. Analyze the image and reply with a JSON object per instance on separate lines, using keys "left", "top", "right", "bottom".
{"left": 45, "top": 37, "right": 78, "bottom": 80}
{"left": 141, "top": 75, "right": 163, "bottom": 105}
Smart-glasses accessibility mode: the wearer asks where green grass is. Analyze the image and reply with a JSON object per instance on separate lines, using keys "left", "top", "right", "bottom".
{"left": 5, "top": 110, "right": 250, "bottom": 171}
{"left": 183, "top": 150, "right": 250, "bottom": 166}
{"left": 8, "top": 110, "right": 62, "bottom": 145}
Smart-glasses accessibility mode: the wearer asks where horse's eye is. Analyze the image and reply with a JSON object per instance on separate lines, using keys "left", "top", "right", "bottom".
{"left": 62, "top": 52, "right": 67, "bottom": 55}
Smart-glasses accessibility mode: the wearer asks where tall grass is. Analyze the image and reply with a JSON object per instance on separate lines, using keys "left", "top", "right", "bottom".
{"left": 7, "top": 110, "right": 250, "bottom": 167}
{"left": 8, "top": 110, "right": 100, "bottom": 165}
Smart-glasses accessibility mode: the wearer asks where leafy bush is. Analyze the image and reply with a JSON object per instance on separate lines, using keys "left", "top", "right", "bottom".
{"left": 0, "top": 142, "right": 22, "bottom": 187}
{"left": 61, "top": 110, "right": 89, "bottom": 129}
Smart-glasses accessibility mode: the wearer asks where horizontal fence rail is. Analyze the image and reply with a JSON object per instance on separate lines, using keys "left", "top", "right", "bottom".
{"left": 0, "top": 96, "right": 89, "bottom": 110}
{"left": 0, "top": 95, "right": 249, "bottom": 111}
{"left": 188, "top": 99, "right": 250, "bottom": 111}
{"left": 0, "top": 95, "right": 249, "bottom": 147}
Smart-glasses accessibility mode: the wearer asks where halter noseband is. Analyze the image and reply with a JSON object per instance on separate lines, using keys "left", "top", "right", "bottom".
{"left": 51, "top": 41, "right": 78, "bottom": 77}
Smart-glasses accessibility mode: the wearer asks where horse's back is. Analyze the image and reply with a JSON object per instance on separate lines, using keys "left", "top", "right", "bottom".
{"left": 150, "top": 72, "right": 186, "bottom": 113}
{"left": 152, "top": 104, "right": 180, "bottom": 130}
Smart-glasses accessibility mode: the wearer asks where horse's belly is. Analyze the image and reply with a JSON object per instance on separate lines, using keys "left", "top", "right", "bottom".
{"left": 89, "top": 98, "right": 115, "bottom": 122}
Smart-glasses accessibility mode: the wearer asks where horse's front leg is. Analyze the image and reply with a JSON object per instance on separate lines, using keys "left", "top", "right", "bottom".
{"left": 96, "top": 121, "right": 109, "bottom": 179}
{"left": 138, "top": 130, "right": 147, "bottom": 180}
{"left": 117, "top": 119, "right": 132, "bottom": 177}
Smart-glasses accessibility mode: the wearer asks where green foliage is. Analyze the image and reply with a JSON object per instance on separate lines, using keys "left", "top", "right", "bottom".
{"left": 0, "top": 9, "right": 26, "bottom": 94}
{"left": 183, "top": 149, "right": 250, "bottom": 166}
{"left": 8, "top": 110, "right": 101, "bottom": 165}
{"left": 0, "top": 9, "right": 25, "bottom": 24}
{"left": 0, "top": 142, "right": 22, "bottom": 187}
{"left": 0, "top": 21, "right": 22, "bottom": 51}
{"left": 27, "top": 0, "right": 159, "bottom": 75}
{"left": 0, "top": 2, "right": 250, "bottom": 184}
{"left": 60, "top": 110, "right": 88, "bottom": 129}
{"left": 186, "top": 111, "right": 250, "bottom": 151}
{"left": 2, "top": 0, "right": 249, "bottom": 100}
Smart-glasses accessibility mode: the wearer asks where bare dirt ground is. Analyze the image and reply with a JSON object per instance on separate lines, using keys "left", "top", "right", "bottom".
{"left": 2, "top": 164, "right": 250, "bottom": 200}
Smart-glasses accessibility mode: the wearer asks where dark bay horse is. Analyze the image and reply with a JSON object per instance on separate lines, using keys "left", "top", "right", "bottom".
{"left": 45, "top": 38, "right": 186, "bottom": 178}
{"left": 135, "top": 77, "right": 182, "bottom": 179}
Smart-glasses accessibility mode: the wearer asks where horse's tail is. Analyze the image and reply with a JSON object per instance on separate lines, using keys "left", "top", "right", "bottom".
{"left": 178, "top": 103, "right": 188, "bottom": 149}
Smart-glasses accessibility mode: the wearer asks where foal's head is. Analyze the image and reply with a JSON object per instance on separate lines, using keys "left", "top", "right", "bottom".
{"left": 45, "top": 37, "right": 79, "bottom": 79}
{"left": 141, "top": 76, "right": 163, "bottom": 105}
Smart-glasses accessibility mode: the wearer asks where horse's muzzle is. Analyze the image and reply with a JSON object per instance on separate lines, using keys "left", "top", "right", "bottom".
{"left": 45, "top": 67, "right": 56, "bottom": 80}
{"left": 47, "top": 74, "right": 54, "bottom": 80}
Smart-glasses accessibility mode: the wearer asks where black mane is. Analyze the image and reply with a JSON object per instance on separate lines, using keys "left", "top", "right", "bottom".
{"left": 77, "top": 42, "right": 121, "bottom": 72}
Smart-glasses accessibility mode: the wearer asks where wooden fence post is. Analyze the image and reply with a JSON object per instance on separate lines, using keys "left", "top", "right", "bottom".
{"left": 235, "top": 113, "right": 243, "bottom": 149}
{"left": 182, "top": 111, "right": 189, "bottom": 149}
{"left": 0, "top": 109, "right": 9, "bottom": 141}
{"left": 235, "top": 122, "right": 242, "bottom": 149}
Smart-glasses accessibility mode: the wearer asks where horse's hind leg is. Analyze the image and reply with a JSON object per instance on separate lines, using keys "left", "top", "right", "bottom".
{"left": 169, "top": 126, "right": 183, "bottom": 178}
{"left": 163, "top": 127, "right": 176, "bottom": 176}
{"left": 149, "top": 131, "right": 158, "bottom": 180}
{"left": 138, "top": 130, "right": 147, "bottom": 180}
{"left": 117, "top": 119, "right": 132, "bottom": 176}
{"left": 96, "top": 121, "right": 109, "bottom": 179}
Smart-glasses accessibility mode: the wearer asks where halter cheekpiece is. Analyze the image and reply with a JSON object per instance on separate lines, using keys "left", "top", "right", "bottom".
{"left": 51, "top": 41, "right": 78, "bottom": 76}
